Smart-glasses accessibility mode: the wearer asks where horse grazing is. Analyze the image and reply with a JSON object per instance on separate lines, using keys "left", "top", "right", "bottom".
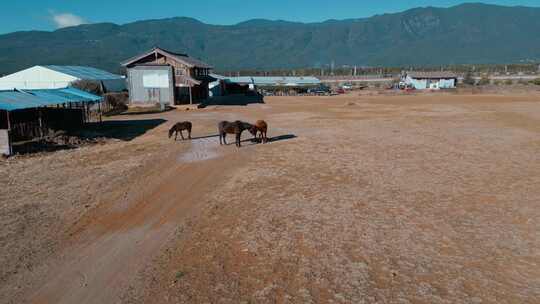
{"left": 249, "top": 120, "right": 269, "bottom": 143}
{"left": 169, "top": 121, "right": 192, "bottom": 140}
{"left": 218, "top": 120, "right": 252, "bottom": 147}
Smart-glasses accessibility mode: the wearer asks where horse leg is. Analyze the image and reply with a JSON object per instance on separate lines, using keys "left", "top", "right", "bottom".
{"left": 180, "top": 130, "right": 185, "bottom": 140}
{"left": 188, "top": 129, "right": 192, "bottom": 139}
{"left": 174, "top": 131, "right": 178, "bottom": 141}
{"left": 236, "top": 133, "right": 241, "bottom": 147}
{"left": 223, "top": 133, "right": 227, "bottom": 145}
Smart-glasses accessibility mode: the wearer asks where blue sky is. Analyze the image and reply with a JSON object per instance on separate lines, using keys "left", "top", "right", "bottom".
{"left": 1, "top": 0, "right": 539, "bottom": 34}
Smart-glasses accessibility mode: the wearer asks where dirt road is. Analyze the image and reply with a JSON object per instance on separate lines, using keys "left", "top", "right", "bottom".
{"left": 2, "top": 92, "right": 540, "bottom": 303}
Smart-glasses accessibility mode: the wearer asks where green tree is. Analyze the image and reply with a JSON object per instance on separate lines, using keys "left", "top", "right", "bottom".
{"left": 529, "top": 78, "right": 540, "bottom": 85}
{"left": 477, "top": 75, "right": 490, "bottom": 86}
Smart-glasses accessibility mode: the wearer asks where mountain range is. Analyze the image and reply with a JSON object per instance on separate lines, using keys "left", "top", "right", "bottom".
{"left": 1, "top": 3, "right": 540, "bottom": 75}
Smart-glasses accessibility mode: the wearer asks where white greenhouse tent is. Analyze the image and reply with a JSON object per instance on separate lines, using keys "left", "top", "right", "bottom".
{"left": 0, "top": 65, "right": 126, "bottom": 92}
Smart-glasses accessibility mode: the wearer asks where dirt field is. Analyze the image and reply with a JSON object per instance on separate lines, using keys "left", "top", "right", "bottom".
{"left": 1, "top": 92, "right": 539, "bottom": 303}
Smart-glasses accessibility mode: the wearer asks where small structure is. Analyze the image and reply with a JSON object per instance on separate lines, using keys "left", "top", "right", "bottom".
{"left": 403, "top": 71, "right": 457, "bottom": 90}
{"left": 0, "top": 65, "right": 126, "bottom": 92}
{"left": 0, "top": 87, "right": 102, "bottom": 156}
{"left": 121, "top": 47, "right": 215, "bottom": 105}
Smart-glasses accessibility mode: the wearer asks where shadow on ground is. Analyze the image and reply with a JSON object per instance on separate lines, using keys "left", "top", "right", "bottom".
{"left": 240, "top": 134, "right": 298, "bottom": 146}
{"left": 268, "top": 134, "right": 297, "bottom": 142}
{"left": 115, "top": 106, "right": 175, "bottom": 116}
{"left": 10, "top": 119, "right": 167, "bottom": 156}
{"left": 82, "top": 119, "right": 167, "bottom": 141}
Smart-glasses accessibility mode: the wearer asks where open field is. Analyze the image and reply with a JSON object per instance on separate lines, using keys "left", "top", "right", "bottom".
{"left": 1, "top": 92, "right": 540, "bottom": 303}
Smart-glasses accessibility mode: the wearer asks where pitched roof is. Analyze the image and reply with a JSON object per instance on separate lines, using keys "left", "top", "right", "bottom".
{"left": 43, "top": 65, "right": 124, "bottom": 80}
{"left": 406, "top": 71, "right": 458, "bottom": 79}
{"left": 121, "top": 47, "right": 213, "bottom": 69}
{"left": 0, "top": 87, "right": 102, "bottom": 111}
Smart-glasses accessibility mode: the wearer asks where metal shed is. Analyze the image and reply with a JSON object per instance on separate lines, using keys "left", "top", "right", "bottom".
{"left": 0, "top": 87, "right": 102, "bottom": 155}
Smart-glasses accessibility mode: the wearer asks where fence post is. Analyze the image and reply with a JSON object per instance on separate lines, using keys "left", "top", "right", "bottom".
{"left": 38, "top": 108, "right": 44, "bottom": 138}
{"left": 6, "top": 111, "right": 12, "bottom": 155}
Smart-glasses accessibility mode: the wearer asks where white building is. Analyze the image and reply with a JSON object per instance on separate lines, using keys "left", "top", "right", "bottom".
{"left": 0, "top": 65, "right": 126, "bottom": 92}
{"left": 403, "top": 71, "right": 458, "bottom": 90}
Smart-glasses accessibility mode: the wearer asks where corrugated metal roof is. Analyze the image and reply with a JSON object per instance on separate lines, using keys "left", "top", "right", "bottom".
{"left": 213, "top": 75, "right": 321, "bottom": 86}
{"left": 44, "top": 65, "right": 124, "bottom": 80}
{"left": 253, "top": 76, "right": 321, "bottom": 86}
{"left": 122, "top": 47, "right": 213, "bottom": 69}
{"left": 0, "top": 87, "right": 102, "bottom": 111}
{"left": 407, "top": 71, "right": 458, "bottom": 79}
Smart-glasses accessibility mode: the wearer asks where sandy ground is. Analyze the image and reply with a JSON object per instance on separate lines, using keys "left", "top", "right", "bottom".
{"left": 1, "top": 92, "right": 540, "bottom": 303}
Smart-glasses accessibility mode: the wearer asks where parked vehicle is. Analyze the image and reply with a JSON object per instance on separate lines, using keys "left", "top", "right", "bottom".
{"left": 308, "top": 85, "right": 331, "bottom": 95}
{"left": 334, "top": 88, "right": 346, "bottom": 94}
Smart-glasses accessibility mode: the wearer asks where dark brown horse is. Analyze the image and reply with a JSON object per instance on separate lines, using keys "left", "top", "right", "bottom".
{"left": 249, "top": 120, "right": 269, "bottom": 143}
{"left": 169, "top": 121, "right": 192, "bottom": 140}
{"left": 218, "top": 120, "right": 252, "bottom": 147}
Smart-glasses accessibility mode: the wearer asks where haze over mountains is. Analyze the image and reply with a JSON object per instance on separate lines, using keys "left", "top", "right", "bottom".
{"left": 1, "top": 3, "right": 540, "bottom": 74}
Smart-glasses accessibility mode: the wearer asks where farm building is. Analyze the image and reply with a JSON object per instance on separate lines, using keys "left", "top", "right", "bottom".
{"left": 0, "top": 65, "right": 126, "bottom": 92}
{"left": 209, "top": 75, "right": 322, "bottom": 96}
{"left": 0, "top": 88, "right": 102, "bottom": 156}
{"left": 122, "top": 47, "right": 215, "bottom": 105}
{"left": 403, "top": 71, "right": 458, "bottom": 90}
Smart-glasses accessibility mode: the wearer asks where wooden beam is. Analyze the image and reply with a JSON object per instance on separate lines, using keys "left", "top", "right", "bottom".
{"left": 38, "top": 108, "right": 44, "bottom": 138}
{"left": 98, "top": 102, "right": 102, "bottom": 123}
{"left": 6, "top": 110, "right": 11, "bottom": 130}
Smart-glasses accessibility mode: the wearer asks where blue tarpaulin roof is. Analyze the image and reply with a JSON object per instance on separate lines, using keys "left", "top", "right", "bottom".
{"left": 0, "top": 87, "right": 102, "bottom": 111}
{"left": 44, "top": 65, "right": 124, "bottom": 80}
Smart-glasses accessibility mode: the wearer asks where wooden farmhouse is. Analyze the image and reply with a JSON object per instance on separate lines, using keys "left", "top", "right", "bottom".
{"left": 121, "top": 47, "right": 215, "bottom": 105}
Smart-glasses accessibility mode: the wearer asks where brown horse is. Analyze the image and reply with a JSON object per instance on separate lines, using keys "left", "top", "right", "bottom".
{"left": 169, "top": 121, "right": 192, "bottom": 140}
{"left": 218, "top": 120, "right": 252, "bottom": 147}
{"left": 249, "top": 120, "right": 269, "bottom": 143}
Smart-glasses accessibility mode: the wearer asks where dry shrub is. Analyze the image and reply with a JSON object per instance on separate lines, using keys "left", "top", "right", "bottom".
{"left": 477, "top": 76, "right": 490, "bottom": 86}
{"left": 103, "top": 92, "right": 129, "bottom": 115}
{"left": 71, "top": 80, "right": 103, "bottom": 95}
{"left": 517, "top": 78, "right": 529, "bottom": 85}
{"left": 530, "top": 78, "right": 540, "bottom": 86}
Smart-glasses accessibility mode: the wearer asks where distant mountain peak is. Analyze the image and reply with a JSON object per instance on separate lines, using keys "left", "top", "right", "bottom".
{"left": 1, "top": 3, "right": 540, "bottom": 74}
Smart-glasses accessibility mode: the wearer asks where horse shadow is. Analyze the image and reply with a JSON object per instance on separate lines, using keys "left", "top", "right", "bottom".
{"left": 268, "top": 134, "right": 297, "bottom": 142}
{"left": 243, "top": 134, "right": 297, "bottom": 145}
